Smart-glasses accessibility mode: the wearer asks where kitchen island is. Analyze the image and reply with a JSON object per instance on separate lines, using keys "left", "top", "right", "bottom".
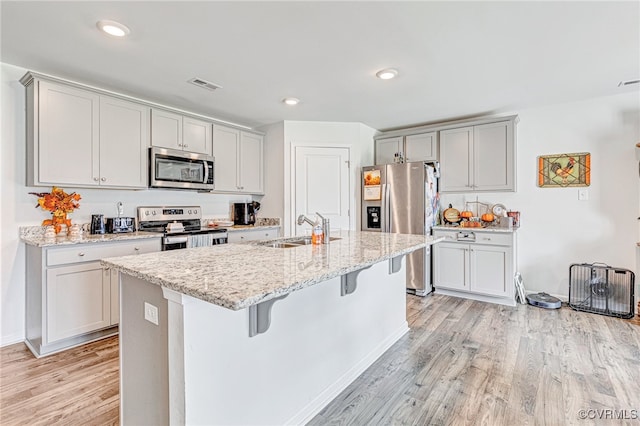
{"left": 102, "top": 230, "right": 441, "bottom": 425}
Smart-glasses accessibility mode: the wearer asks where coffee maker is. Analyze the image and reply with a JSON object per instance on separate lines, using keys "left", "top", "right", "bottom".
{"left": 90, "top": 214, "right": 106, "bottom": 235}
{"left": 233, "top": 202, "right": 260, "bottom": 226}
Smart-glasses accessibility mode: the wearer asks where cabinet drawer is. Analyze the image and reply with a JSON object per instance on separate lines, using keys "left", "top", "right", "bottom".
{"left": 228, "top": 228, "right": 279, "bottom": 243}
{"left": 433, "top": 230, "right": 512, "bottom": 246}
{"left": 47, "top": 239, "right": 161, "bottom": 266}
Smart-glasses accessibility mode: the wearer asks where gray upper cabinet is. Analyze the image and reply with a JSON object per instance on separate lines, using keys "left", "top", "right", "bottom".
{"left": 99, "top": 96, "right": 149, "bottom": 188}
{"left": 151, "top": 109, "right": 212, "bottom": 155}
{"left": 440, "top": 120, "right": 515, "bottom": 192}
{"left": 212, "top": 124, "right": 264, "bottom": 194}
{"left": 375, "top": 137, "right": 402, "bottom": 164}
{"left": 22, "top": 75, "right": 149, "bottom": 189}
{"left": 375, "top": 132, "right": 438, "bottom": 165}
{"left": 405, "top": 132, "right": 438, "bottom": 163}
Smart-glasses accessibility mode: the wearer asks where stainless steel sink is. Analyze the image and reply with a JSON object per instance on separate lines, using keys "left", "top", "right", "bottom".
{"left": 287, "top": 236, "right": 341, "bottom": 245}
{"left": 261, "top": 242, "right": 301, "bottom": 248}
{"left": 258, "top": 237, "right": 341, "bottom": 248}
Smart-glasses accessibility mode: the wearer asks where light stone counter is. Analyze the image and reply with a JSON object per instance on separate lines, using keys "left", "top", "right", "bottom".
{"left": 102, "top": 230, "right": 441, "bottom": 311}
{"left": 433, "top": 225, "right": 517, "bottom": 233}
{"left": 20, "top": 226, "right": 162, "bottom": 247}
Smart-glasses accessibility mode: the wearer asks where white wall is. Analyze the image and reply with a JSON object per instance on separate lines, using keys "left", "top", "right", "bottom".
{"left": 441, "top": 91, "right": 640, "bottom": 298}
{"left": 257, "top": 121, "right": 284, "bottom": 222}
{"left": 0, "top": 63, "right": 256, "bottom": 346}
{"left": 260, "top": 120, "right": 376, "bottom": 236}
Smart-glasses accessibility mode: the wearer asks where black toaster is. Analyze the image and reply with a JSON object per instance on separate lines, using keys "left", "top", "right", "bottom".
{"left": 106, "top": 217, "right": 135, "bottom": 233}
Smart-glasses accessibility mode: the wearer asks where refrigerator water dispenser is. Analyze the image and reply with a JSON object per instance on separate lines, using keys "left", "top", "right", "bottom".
{"left": 367, "top": 206, "right": 381, "bottom": 229}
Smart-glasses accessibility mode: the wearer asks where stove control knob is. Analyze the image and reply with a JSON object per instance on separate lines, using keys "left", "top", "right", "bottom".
{"left": 188, "top": 209, "right": 192, "bottom": 214}
{"left": 152, "top": 211, "right": 156, "bottom": 216}
{"left": 144, "top": 210, "right": 149, "bottom": 216}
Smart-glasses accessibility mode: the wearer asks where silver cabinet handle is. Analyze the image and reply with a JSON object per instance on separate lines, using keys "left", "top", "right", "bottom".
{"left": 134, "top": 247, "right": 140, "bottom": 251}
{"left": 78, "top": 252, "right": 85, "bottom": 257}
{"left": 101, "top": 177, "right": 106, "bottom": 182}
{"left": 93, "top": 177, "right": 99, "bottom": 182}
{"left": 183, "top": 144, "right": 188, "bottom": 148}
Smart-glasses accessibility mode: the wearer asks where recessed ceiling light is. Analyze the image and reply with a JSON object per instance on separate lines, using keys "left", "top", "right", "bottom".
{"left": 96, "top": 20, "right": 131, "bottom": 37}
{"left": 282, "top": 97, "right": 300, "bottom": 106}
{"left": 376, "top": 68, "right": 398, "bottom": 80}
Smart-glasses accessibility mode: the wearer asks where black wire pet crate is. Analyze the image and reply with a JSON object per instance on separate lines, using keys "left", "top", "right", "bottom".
{"left": 569, "top": 263, "right": 635, "bottom": 319}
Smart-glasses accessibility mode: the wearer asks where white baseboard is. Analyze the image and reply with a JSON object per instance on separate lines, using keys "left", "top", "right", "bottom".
{"left": 286, "top": 322, "right": 410, "bottom": 426}
{"left": 1, "top": 334, "right": 25, "bottom": 348}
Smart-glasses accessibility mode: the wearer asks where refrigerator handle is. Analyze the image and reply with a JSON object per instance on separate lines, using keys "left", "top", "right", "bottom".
{"left": 386, "top": 183, "right": 392, "bottom": 233}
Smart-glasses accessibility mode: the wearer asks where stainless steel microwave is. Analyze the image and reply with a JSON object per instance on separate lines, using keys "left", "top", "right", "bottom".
{"left": 149, "top": 147, "right": 215, "bottom": 190}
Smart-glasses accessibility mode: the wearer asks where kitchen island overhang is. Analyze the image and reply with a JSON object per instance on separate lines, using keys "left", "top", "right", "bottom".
{"left": 102, "top": 230, "right": 442, "bottom": 425}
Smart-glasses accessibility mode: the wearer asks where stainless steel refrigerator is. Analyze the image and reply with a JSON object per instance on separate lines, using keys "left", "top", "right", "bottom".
{"left": 361, "top": 161, "right": 439, "bottom": 296}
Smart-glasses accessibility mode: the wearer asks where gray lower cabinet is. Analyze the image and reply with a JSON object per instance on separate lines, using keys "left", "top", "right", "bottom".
{"left": 26, "top": 238, "right": 161, "bottom": 357}
{"left": 433, "top": 229, "right": 516, "bottom": 306}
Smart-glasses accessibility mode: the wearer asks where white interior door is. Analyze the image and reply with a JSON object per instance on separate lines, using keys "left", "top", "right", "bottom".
{"left": 293, "top": 146, "right": 350, "bottom": 236}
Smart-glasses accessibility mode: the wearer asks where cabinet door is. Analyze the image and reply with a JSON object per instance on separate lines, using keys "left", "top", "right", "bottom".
{"left": 99, "top": 96, "right": 149, "bottom": 188}
{"left": 239, "top": 132, "right": 264, "bottom": 194}
{"left": 434, "top": 242, "right": 468, "bottom": 291}
{"left": 439, "top": 127, "right": 473, "bottom": 192}
{"left": 46, "top": 262, "right": 110, "bottom": 343}
{"left": 183, "top": 116, "right": 212, "bottom": 155}
{"left": 405, "top": 132, "right": 438, "bottom": 162}
{"left": 212, "top": 125, "right": 240, "bottom": 191}
{"left": 109, "top": 268, "right": 119, "bottom": 325}
{"left": 473, "top": 121, "right": 514, "bottom": 191}
{"left": 469, "top": 244, "right": 511, "bottom": 297}
{"left": 375, "top": 137, "right": 402, "bottom": 165}
{"left": 151, "top": 109, "right": 183, "bottom": 150}
{"left": 38, "top": 80, "right": 99, "bottom": 186}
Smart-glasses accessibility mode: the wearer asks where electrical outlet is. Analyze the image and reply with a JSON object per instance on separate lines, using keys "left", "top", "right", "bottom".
{"left": 578, "top": 189, "right": 589, "bottom": 201}
{"left": 144, "top": 302, "right": 159, "bottom": 325}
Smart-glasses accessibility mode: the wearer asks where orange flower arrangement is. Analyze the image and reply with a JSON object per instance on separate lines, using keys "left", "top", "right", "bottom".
{"left": 30, "top": 187, "right": 81, "bottom": 234}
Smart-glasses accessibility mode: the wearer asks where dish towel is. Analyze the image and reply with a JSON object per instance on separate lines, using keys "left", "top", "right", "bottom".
{"left": 187, "top": 234, "right": 214, "bottom": 248}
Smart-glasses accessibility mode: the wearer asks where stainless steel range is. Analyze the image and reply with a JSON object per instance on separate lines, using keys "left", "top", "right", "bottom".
{"left": 137, "top": 206, "right": 228, "bottom": 250}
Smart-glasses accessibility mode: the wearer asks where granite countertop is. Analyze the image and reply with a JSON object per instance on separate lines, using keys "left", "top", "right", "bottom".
{"left": 20, "top": 227, "right": 162, "bottom": 248}
{"left": 102, "top": 230, "right": 442, "bottom": 311}
{"left": 432, "top": 225, "right": 517, "bottom": 233}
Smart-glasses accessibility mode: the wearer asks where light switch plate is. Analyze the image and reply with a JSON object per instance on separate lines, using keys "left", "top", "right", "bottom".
{"left": 578, "top": 189, "right": 589, "bottom": 201}
{"left": 144, "top": 302, "right": 159, "bottom": 325}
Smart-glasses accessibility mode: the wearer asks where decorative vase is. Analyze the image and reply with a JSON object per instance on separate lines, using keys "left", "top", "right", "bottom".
{"left": 50, "top": 212, "right": 70, "bottom": 235}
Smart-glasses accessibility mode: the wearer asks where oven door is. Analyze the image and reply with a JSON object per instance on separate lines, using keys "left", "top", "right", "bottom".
{"left": 150, "top": 147, "right": 214, "bottom": 190}
{"left": 163, "top": 235, "right": 189, "bottom": 251}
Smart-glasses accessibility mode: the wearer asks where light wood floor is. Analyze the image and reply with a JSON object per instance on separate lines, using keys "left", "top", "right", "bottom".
{"left": 0, "top": 335, "right": 119, "bottom": 425}
{"left": 1, "top": 295, "right": 638, "bottom": 425}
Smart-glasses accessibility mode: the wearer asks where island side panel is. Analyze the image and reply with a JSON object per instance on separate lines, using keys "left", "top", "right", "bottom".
{"left": 180, "top": 258, "right": 408, "bottom": 425}
{"left": 120, "top": 275, "right": 169, "bottom": 425}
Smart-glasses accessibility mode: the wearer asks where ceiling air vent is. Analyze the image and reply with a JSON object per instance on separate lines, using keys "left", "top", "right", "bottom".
{"left": 618, "top": 79, "right": 640, "bottom": 87}
{"left": 188, "top": 77, "right": 222, "bottom": 91}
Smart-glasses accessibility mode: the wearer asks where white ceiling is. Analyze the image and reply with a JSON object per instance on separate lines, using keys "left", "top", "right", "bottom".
{"left": 2, "top": 1, "right": 639, "bottom": 131}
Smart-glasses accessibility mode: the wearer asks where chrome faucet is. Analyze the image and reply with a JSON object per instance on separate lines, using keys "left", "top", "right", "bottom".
{"left": 315, "top": 212, "right": 330, "bottom": 244}
{"left": 297, "top": 213, "right": 330, "bottom": 244}
{"left": 297, "top": 214, "right": 315, "bottom": 227}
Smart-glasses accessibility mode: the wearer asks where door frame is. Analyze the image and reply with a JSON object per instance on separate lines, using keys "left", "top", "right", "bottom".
{"left": 289, "top": 143, "right": 354, "bottom": 237}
